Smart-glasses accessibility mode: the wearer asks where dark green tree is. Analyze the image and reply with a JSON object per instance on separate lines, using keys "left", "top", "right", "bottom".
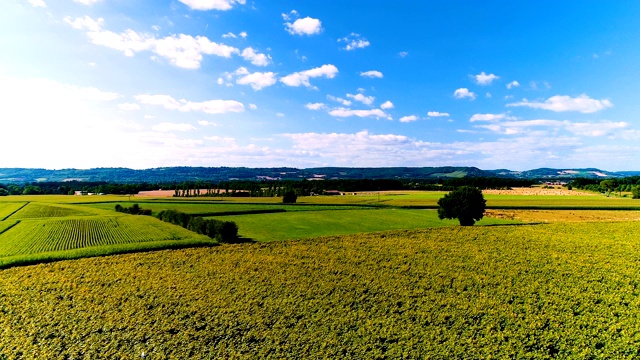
{"left": 437, "top": 186, "right": 486, "bottom": 226}
{"left": 282, "top": 190, "right": 297, "bottom": 204}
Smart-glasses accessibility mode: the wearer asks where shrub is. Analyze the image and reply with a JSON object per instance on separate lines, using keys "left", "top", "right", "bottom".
{"left": 283, "top": 190, "right": 297, "bottom": 204}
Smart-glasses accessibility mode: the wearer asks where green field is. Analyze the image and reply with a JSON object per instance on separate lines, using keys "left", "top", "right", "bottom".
{"left": 0, "top": 202, "right": 27, "bottom": 221}
{"left": 2, "top": 222, "right": 640, "bottom": 357}
{"left": 210, "top": 208, "right": 514, "bottom": 241}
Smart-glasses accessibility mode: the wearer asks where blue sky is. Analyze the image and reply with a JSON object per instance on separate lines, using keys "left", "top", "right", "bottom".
{"left": 2, "top": 0, "right": 640, "bottom": 170}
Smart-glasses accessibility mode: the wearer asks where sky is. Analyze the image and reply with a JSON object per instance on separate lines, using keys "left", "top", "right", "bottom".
{"left": 2, "top": 1, "right": 640, "bottom": 171}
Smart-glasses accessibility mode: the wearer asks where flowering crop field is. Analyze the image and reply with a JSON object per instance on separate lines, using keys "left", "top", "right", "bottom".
{"left": 2, "top": 222, "right": 640, "bottom": 358}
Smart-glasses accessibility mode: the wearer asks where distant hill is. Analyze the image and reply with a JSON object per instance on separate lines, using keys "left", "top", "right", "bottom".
{"left": 0, "top": 166, "right": 632, "bottom": 184}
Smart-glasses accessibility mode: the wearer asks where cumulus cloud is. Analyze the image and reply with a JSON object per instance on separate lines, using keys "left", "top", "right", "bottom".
{"left": 427, "top": 111, "right": 450, "bottom": 117}
{"left": 469, "top": 113, "right": 515, "bottom": 122}
{"left": 338, "top": 33, "right": 370, "bottom": 51}
{"left": 454, "top": 88, "right": 476, "bottom": 100}
{"left": 284, "top": 14, "right": 322, "bottom": 36}
{"left": 360, "top": 70, "right": 383, "bottom": 79}
{"left": 507, "top": 95, "right": 613, "bottom": 113}
{"left": 474, "top": 72, "right": 499, "bottom": 85}
{"left": 28, "top": 0, "right": 46, "bottom": 7}
{"left": 234, "top": 67, "right": 277, "bottom": 90}
{"left": 565, "top": 121, "right": 628, "bottom": 137}
{"left": 347, "top": 93, "right": 375, "bottom": 105}
{"left": 65, "top": 16, "right": 239, "bottom": 69}
{"left": 118, "top": 103, "right": 140, "bottom": 111}
{"left": 178, "top": 0, "right": 246, "bottom": 11}
{"left": 306, "top": 103, "right": 326, "bottom": 110}
{"left": 280, "top": 64, "right": 338, "bottom": 87}
{"left": 328, "top": 108, "right": 390, "bottom": 119}
{"left": 506, "top": 80, "right": 520, "bottom": 89}
{"left": 135, "top": 94, "right": 244, "bottom": 114}
{"left": 380, "top": 101, "right": 394, "bottom": 109}
{"left": 327, "top": 95, "right": 351, "bottom": 106}
{"left": 152, "top": 122, "right": 196, "bottom": 132}
{"left": 241, "top": 47, "right": 271, "bottom": 66}
{"left": 399, "top": 115, "right": 419, "bottom": 123}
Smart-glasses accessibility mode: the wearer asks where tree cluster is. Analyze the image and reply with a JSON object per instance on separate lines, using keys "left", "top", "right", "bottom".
{"left": 156, "top": 209, "right": 238, "bottom": 242}
{"left": 114, "top": 204, "right": 152, "bottom": 215}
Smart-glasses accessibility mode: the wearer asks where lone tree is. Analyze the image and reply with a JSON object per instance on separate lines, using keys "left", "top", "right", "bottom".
{"left": 437, "top": 186, "right": 486, "bottom": 226}
{"left": 283, "top": 190, "right": 297, "bottom": 204}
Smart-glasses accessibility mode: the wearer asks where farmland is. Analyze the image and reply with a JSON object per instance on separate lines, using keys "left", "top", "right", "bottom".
{"left": 1, "top": 188, "right": 640, "bottom": 357}
{"left": 3, "top": 222, "right": 640, "bottom": 357}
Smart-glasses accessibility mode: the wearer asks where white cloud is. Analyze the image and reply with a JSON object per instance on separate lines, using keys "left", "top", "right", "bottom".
{"left": 506, "top": 80, "right": 520, "bottom": 89}
{"left": 380, "top": 100, "right": 394, "bottom": 109}
{"left": 239, "top": 31, "right": 247, "bottom": 38}
{"left": 280, "top": 64, "right": 338, "bottom": 87}
{"left": 249, "top": 103, "right": 257, "bottom": 110}
{"left": 241, "top": 47, "right": 271, "bottom": 66}
{"left": 306, "top": 103, "right": 326, "bottom": 110}
{"left": 152, "top": 122, "right": 196, "bottom": 132}
{"left": 360, "top": 70, "right": 383, "bottom": 79}
{"left": 234, "top": 67, "right": 277, "bottom": 90}
{"left": 454, "top": 88, "right": 476, "bottom": 100}
{"left": 398, "top": 51, "right": 409, "bottom": 58}
{"left": 470, "top": 113, "right": 515, "bottom": 122}
{"left": 281, "top": 10, "right": 298, "bottom": 21}
{"left": 73, "top": 0, "right": 101, "bottom": 4}
{"left": 178, "top": 0, "right": 246, "bottom": 11}
{"left": 217, "top": 77, "right": 224, "bottom": 85}
{"left": 347, "top": 93, "right": 375, "bottom": 105}
{"left": 428, "top": 111, "right": 450, "bottom": 117}
{"left": 222, "top": 32, "right": 237, "bottom": 38}
{"left": 135, "top": 94, "right": 244, "bottom": 114}
{"left": 198, "top": 120, "right": 219, "bottom": 126}
{"left": 474, "top": 72, "right": 499, "bottom": 85}
{"left": 399, "top": 115, "right": 419, "bottom": 123}
{"left": 565, "top": 121, "right": 628, "bottom": 137}
{"left": 118, "top": 103, "right": 140, "bottom": 111}
{"left": 327, "top": 95, "right": 351, "bottom": 106}
{"left": 285, "top": 16, "right": 322, "bottom": 36}
{"left": 65, "top": 16, "right": 239, "bottom": 69}
{"left": 338, "top": 33, "right": 370, "bottom": 51}
{"left": 507, "top": 94, "right": 613, "bottom": 113}
{"left": 328, "top": 108, "right": 390, "bottom": 119}
{"left": 28, "top": 0, "right": 46, "bottom": 7}
{"left": 276, "top": 112, "right": 285, "bottom": 117}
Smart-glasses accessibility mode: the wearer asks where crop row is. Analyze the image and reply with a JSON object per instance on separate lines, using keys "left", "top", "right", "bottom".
{"left": 0, "top": 215, "right": 207, "bottom": 257}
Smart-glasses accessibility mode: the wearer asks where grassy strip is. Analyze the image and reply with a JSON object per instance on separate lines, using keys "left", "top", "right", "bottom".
{"left": 0, "top": 238, "right": 217, "bottom": 269}
{"left": 0, "top": 202, "right": 29, "bottom": 221}
{"left": 189, "top": 209, "right": 287, "bottom": 217}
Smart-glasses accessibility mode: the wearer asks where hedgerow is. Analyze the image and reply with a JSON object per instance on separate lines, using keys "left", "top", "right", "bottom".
{"left": 156, "top": 209, "right": 238, "bottom": 242}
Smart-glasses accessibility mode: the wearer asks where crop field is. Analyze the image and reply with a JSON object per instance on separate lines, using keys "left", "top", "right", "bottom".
{"left": 10, "top": 203, "right": 102, "bottom": 219}
{"left": 0, "top": 202, "right": 27, "bottom": 221}
{"left": 2, "top": 222, "right": 640, "bottom": 357}
{"left": 487, "top": 209, "right": 640, "bottom": 223}
{"left": 211, "top": 208, "right": 515, "bottom": 241}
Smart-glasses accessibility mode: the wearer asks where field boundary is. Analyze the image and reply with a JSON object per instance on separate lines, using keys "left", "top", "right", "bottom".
{"left": 0, "top": 220, "right": 21, "bottom": 236}
{"left": 401, "top": 205, "right": 640, "bottom": 210}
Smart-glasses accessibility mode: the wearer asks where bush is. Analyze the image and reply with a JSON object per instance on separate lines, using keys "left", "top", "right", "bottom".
{"left": 437, "top": 186, "right": 486, "bottom": 226}
{"left": 115, "top": 204, "right": 151, "bottom": 215}
{"left": 632, "top": 186, "right": 640, "bottom": 199}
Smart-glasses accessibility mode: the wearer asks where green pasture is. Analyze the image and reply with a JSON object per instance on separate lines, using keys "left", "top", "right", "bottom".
{"left": 208, "top": 208, "right": 517, "bottom": 241}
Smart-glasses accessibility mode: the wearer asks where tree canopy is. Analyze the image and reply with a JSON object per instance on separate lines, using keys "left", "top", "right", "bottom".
{"left": 437, "top": 186, "right": 486, "bottom": 226}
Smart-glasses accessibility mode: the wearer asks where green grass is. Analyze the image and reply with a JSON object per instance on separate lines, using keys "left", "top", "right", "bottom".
{"left": 208, "top": 208, "right": 517, "bottom": 241}
{"left": 10, "top": 203, "right": 102, "bottom": 219}
{"left": 3, "top": 222, "right": 640, "bottom": 357}
{"left": 81, "top": 201, "right": 366, "bottom": 215}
